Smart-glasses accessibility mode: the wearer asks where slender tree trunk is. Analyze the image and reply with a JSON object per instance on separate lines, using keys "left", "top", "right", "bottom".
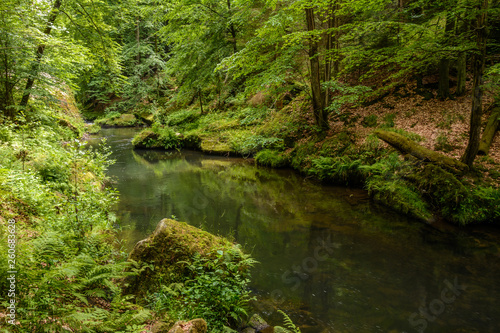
{"left": 324, "top": 2, "right": 334, "bottom": 108}
{"left": 456, "top": 53, "right": 466, "bottom": 96}
{"left": 136, "top": 18, "right": 141, "bottom": 64}
{"left": 461, "top": 0, "right": 489, "bottom": 167}
{"left": 198, "top": 89, "right": 204, "bottom": 115}
{"left": 1, "top": 21, "right": 14, "bottom": 118}
{"left": 438, "top": 58, "right": 450, "bottom": 99}
{"left": 227, "top": 0, "right": 237, "bottom": 54}
{"left": 438, "top": 12, "right": 455, "bottom": 100}
{"left": 20, "top": 0, "right": 62, "bottom": 109}
{"left": 333, "top": 2, "right": 340, "bottom": 77}
{"left": 306, "top": 7, "right": 328, "bottom": 130}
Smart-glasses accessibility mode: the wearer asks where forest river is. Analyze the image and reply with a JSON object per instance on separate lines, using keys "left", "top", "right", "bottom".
{"left": 90, "top": 128, "right": 500, "bottom": 333}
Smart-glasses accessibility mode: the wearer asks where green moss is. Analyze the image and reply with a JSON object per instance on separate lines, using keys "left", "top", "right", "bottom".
{"left": 125, "top": 218, "right": 252, "bottom": 296}
{"left": 255, "top": 149, "right": 289, "bottom": 168}
{"left": 362, "top": 114, "right": 378, "bottom": 127}
{"left": 366, "top": 176, "right": 432, "bottom": 222}
{"left": 96, "top": 113, "right": 140, "bottom": 127}
{"left": 309, "top": 156, "right": 366, "bottom": 186}
{"left": 132, "top": 129, "right": 162, "bottom": 148}
{"left": 86, "top": 123, "right": 101, "bottom": 134}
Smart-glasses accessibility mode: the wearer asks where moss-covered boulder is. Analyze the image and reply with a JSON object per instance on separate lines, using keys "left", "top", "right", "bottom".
{"left": 124, "top": 218, "right": 246, "bottom": 297}
{"left": 132, "top": 129, "right": 163, "bottom": 149}
{"left": 168, "top": 319, "right": 207, "bottom": 333}
{"left": 96, "top": 113, "right": 140, "bottom": 127}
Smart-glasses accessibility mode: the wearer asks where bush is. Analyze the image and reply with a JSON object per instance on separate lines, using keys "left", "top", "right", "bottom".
{"left": 147, "top": 248, "right": 256, "bottom": 332}
{"left": 309, "top": 156, "right": 365, "bottom": 185}
{"left": 255, "top": 150, "right": 289, "bottom": 168}
{"left": 232, "top": 135, "right": 284, "bottom": 155}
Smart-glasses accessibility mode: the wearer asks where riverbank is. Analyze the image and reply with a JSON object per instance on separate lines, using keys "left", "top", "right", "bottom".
{"left": 130, "top": 88, "right": 500, "bottom": 226}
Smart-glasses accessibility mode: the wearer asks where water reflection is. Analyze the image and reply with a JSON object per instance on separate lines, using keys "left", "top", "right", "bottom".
{"left": 91, "top": 128, "right": 500, "bottom": 333}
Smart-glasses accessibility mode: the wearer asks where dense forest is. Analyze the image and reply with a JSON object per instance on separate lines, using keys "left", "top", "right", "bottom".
{"left": 1, "top": 0, "right": 500, "bottom": 331}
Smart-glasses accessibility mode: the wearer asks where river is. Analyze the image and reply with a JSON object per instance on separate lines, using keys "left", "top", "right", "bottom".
{"left": 90, "top": 128, "right": 500, "bottom": 333}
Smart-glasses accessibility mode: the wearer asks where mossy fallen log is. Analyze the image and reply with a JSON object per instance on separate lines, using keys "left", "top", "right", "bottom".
{"left": 478, "top": 107, "right": 500, "bottom": 155}
{"left": 374, "top": 129, "right": 468, "bottom": 173}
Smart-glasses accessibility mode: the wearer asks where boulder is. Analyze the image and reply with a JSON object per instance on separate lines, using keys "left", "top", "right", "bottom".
{"left": 168, "top": 319, "right": 207, "bottom": 333}
{"left": 247, "top": 314, "right": 271, "bottom": 332}
{"left": 123, "top": 218, "right": 243, "bottom": 296}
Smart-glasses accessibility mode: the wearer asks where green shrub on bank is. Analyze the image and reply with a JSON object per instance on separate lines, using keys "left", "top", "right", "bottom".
{"left": 132, "top": 126, "right": 182, "bottom": 150}
{"left": 309, "top": 156, "right": 365, "bottom": 185}
{"left": 366, "top": 176, "right": 432, "bottom": 222}
{"left": 0, "top": 122, "right": 151, "bottom": 332}
{"left": 255, "top": 149, "right": 289, "bottom": 168}
{"left": 96, "top": 113, "right": 140, "bottom": 127}
{"left": 147, "top": 248, "right": 257, "bottom": 332}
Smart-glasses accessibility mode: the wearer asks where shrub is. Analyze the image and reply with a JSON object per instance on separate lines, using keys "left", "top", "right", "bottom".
{"left": 147, "top": 248, "right": 257, "bottom": 332}
{"left": 309, "top": 156, "right": 365, "bottom": 185}
{"left": 255, "top": 150, "right": 289, "bottom": 168}
{"left": 361, "top": 115, "right": 378, "bottom": 127}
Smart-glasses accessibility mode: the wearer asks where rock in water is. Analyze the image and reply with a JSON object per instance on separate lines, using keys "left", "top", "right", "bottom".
{"left": 123, "top": 218, "right": 245, "bottom": 297}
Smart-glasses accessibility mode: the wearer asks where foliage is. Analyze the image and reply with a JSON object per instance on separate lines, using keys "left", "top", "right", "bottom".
{"left": 309, "top": 156, "right": 365, "bottom": 186}
{"left": 277, "top": 310, "right": 301, "bottom": 333}
{"left": 255, "top": 150, "right": 289, "bottom": 168}
{"left": 147, "top": 248, "right": 257, "bottom": 332}
{"left": 0, "top": 121, "right": 151, "bottom": 332}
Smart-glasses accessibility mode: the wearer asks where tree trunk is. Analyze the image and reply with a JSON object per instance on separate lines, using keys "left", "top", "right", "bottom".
{"left": 1, "top": 19, "right": 14, "bottom": 118}
{"left": 455, "top": 53, "right": 466, "bottom": 96}
{"left": 374, "top": 130, "right": 468, "bottom": 173}
{"left": 438, "top": 58, "right": 450, "bottom": 99}
{"left": 437, "top": 12, "right": 455, "bottom": 100}
{"left": 198, "top": 89, "right": 204, "bottom": 115}
{"left": 19, "top": 0, "right": 62, "bottom": 109}
{"left": 461, "top": 0, "right": 489, "bottom": 168}
{"left": 478, "top": 107, "right": 500, "bottom": 155}
{"left": 305, "top": 7, "right": 328, "bottom": 130}
{"left": 136, "top": 17, "right": 141, "bottom": 64}
{"left": 333, "top": 2, "right": 340, "bottom": 77}
{"left": 227, "top": 0, "right": 237, "bottom": 54}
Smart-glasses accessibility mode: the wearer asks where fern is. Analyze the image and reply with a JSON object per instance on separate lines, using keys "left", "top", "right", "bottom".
{"left": 278, "top": 310, "right": 302, "bottom": 333}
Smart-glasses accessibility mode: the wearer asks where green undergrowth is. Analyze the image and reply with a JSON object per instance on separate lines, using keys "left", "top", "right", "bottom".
{"left": 95, "top": 112, "right": 142, "bottom": 128}
{"left": 132, "top": 98, "right": 500, "bottom": 225}
{"left": 146, "top": 247, "right": 257, "bottom": 332}
{"left": 0, "top": 119, "right": 152, "bottom": 332}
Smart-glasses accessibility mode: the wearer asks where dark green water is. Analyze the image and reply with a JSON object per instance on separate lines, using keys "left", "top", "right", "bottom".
{"left": 91, "top": 128, "right": 500, "bottom": 333}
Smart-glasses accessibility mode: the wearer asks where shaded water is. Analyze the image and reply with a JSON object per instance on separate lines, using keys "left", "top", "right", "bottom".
{"left": 91, "top": 128, "right": 500, "bottom": 333}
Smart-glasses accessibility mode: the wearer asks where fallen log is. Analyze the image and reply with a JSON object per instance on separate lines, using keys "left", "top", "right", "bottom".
{"left": 478, "top": 107, "right": 500, "bottom": 155}
{"left": 374, "top": 129, "right": 468, "bottom": 173}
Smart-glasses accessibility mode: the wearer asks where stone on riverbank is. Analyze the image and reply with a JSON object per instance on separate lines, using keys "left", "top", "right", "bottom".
{"left": 123, "top": 218, "right": 245, "bottom": 297}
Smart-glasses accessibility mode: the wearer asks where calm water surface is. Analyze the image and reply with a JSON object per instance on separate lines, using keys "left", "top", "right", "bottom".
{"left": 90, "top": 128, "right": 500, "bottom": 333}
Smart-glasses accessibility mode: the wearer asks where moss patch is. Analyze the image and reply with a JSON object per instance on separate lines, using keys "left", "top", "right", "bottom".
{"left": 96, "top": 113, "right": 141, "bottom": 127}
{"left": 124, "top": 219, "right": 245, "bottom": 297}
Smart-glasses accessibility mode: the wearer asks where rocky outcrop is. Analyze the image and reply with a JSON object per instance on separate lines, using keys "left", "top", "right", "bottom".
{"left": 123, "top": 218, "right": 244, "bottom": 297}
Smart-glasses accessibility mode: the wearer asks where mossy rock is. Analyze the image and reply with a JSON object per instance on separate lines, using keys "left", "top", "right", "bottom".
{"left": 167, "top": 318, "right": 207, "bottom": 333}
{"left": 182, "top": 132, "right": 202, "bottom": 149}
{"left": 132, "top": 129, "right": 162, "bottom": 149}
{"left": 200, "top": 138, "right": 233, "bottom": 155}
{"left": 124, "top": 219, "right": 244, "bottom": 297}
{"left": 136, "top": 112, "right": 155, "bottom": 126}
{"left": 96, "top": 113, "right": 140, "bottom": 127}
{"left": 57, "top": 117, "right": 81, "bottom": 135}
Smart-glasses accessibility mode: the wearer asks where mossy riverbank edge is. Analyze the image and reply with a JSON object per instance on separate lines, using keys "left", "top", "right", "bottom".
{"left": 128, "top": 106, "right": 500, "bottom": 227}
